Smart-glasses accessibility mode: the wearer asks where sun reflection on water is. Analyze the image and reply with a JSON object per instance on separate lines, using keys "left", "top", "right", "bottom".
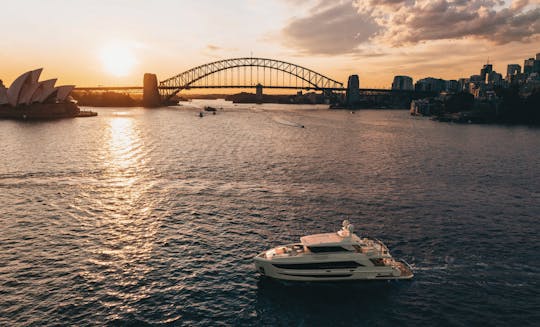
{"left": 107, "top": 116, "right": 139, "bottom": 171}
{"left": 82, "top": 113, "right": 162, "bottom": 309}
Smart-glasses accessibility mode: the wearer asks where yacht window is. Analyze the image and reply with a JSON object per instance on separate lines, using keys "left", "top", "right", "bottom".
{"left": 273, "top": 261, "right": 362, "bottom": 270}
{"left": 307, "top": 246, "right": 350, "bottom": 253}
{"left": 370, "top": 258, "right": 386, "bottom": 266}
{"left": 352, "top": 245, "right": 362, "bottom": 252}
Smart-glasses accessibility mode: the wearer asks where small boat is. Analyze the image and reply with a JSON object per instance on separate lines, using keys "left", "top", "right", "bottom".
{"left": 204, "top": 106, "right": 217, "bottom": 112}
{"left": 254, "top": 220, "right": 413, "bottom": 281}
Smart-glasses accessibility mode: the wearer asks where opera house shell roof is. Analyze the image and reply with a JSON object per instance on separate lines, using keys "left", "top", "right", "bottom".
{"left": 0, "top": 68, "right": 74, "bottom": 107}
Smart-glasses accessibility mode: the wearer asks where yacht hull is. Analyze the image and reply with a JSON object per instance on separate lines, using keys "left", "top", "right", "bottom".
{"left": 254, "top": 257, "right": 413, "bottom": 282}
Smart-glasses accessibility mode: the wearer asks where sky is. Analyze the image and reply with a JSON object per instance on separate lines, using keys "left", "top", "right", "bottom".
{"left": 0, "top": 0, "right": 539, "bottom": 89}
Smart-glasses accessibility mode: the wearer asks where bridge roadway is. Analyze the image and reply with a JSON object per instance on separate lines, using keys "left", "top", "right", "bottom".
{"left": 74, "top": 85, "right": 419, "bottom": 94}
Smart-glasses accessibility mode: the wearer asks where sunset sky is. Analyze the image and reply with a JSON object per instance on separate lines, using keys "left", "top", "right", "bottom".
{"left": 1, "top": 0, "right": 539, "bottom": 89}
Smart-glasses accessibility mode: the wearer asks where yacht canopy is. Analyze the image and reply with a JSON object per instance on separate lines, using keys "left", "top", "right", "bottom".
{"left": 300, "top": 232, "right": 359, "bottom": 247}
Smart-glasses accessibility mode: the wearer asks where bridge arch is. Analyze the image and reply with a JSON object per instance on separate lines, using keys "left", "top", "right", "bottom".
{"left": 158, "top": 57, "right": 344, "bottom": 100}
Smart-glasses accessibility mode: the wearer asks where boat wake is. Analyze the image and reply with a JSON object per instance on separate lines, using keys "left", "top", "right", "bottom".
{"left": 410, "top": 265, "right": 449, "bottom": 271}
{"left": 272, "top": 116, "right": 305, "bottom": 128}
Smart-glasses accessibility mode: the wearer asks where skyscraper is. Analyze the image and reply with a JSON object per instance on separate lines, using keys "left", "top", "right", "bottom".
{"left": 480, "top": 64, "right": 493, "bottom": 82}
{"left": 524, "top": 58, "right": 535, "bottom": 74}
{"left": 506, "top": 64, "right": 521, "bottom": 82}
{"left": 506, "top": 64, "right": 521, "bottom": 77}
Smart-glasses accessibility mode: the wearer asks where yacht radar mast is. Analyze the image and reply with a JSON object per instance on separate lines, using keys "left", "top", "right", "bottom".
{"left": 338, "top": 220, "right": 354, "bottom": 238}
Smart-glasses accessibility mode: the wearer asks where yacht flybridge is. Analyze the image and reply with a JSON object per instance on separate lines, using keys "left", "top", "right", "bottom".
{"left": 254, "top": 220, "right": 413, "bottom": 281}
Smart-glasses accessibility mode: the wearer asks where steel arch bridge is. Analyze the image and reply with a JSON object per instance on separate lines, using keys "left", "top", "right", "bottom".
{"left": 158, "top": 57, "right": 344, "bottom": 101}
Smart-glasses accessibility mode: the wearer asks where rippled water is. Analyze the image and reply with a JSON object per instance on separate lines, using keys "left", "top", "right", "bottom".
{"left": 1, "top": 103, "right": 539, "bottom": 326}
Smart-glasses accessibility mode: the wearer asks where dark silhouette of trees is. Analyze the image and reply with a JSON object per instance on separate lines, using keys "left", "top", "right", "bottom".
{"left": 72, "top": 91, "right": 140, "bottom": 107}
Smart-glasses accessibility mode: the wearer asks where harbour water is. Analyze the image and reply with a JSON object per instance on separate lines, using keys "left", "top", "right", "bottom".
{"left": 1, "top": 104, "right": 539, "bottom": 326}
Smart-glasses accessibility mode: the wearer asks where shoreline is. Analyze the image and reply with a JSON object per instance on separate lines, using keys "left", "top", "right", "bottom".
{"left": 0, "top": 103, "right": 97, "bottom": 121}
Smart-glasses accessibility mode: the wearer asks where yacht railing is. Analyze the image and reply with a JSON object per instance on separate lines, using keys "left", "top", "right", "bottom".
{"left": 399, "top": 259, "right": 414, "bottom": 272}
{"left": 373, "top": 238, "right": 390, "bottom": 256}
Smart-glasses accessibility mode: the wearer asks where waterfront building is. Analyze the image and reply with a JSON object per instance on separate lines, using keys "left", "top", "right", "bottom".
{"left": 410, "top": 99, "right": 430, "bottom": 116}
{"left": 410, "top": 98, "right": 444, "bottom": 116}
{"left": 1, "top": 69, "right": 73, "bottom": 107}
{"left": 415, "top": 77, "right": 446, "bottom": 93}
{"left": 391, "top": 76, "right": 413, "bottom": 91}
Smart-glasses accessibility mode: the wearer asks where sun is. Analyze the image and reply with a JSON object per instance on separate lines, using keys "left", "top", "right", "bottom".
{"left": 100, "top": 44, "right": 137, "bottom": 77}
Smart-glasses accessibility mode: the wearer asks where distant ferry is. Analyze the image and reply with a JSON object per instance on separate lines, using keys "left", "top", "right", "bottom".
{"left": 254, "top": 220, "right": 413, "bottom": 281}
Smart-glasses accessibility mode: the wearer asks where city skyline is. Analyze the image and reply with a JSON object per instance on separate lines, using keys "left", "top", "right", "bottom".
{"left": 1, "top": 0, "right": 539, "bottom": 88}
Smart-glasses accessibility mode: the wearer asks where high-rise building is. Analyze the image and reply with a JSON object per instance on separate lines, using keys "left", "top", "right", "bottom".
{"left": 506, "top": 64, "right": 521, "bottom": 80}
{"left": 524, "top": 58, "right": 535, "bottom": 74}
{"left": 391, "top": 76, "right": 413, "bottom": 91}
{"left": 506, "top": 64, "right": 525, "bottom": 85}
{"left": 480, "top": 64, "right": 493, "bottom": 82}
{"left": 415, "top": 77, "right": 446, "bottom": 93}
{"left": 457, "top": 78, "right": 470, "bottom": 92}
{"left": 488, "top": 71, "right": 503, "bottom": 87}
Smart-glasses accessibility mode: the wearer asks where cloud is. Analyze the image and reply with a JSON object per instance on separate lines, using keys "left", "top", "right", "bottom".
{"left": 357, "top": 0, "right": 540, "bottom": 46}
{"left": 281, "top": 1, "right": 380, "bottom": 55}
{"left": 280, "top": 0, "right": 540, "bottom": 55}
{"left": 201, "top": 44, "right": 240, "bottom": 59}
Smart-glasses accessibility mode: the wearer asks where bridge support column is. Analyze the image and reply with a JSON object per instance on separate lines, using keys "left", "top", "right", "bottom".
{"left": 346, "top": 75, "right": 361, "bottom": 107}
{"left": 256, "top": 83, "right": 263, "bottom": 103}
{"left": 143, "top": 73, "right": 161, "bottom": 108}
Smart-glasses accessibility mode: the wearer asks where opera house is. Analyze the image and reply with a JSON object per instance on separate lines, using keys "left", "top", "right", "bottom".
{"left": 0, "top": 69, "right": 95, "bottom": 120}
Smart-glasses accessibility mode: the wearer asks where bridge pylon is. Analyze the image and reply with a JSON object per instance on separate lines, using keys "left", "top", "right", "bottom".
{"left": 256, "top": 84, "right": 263, "bottom": 103}
{"left": 346, "top": 75, "right": 361, "bottom": 107}
{"left": 143, "top": 73, "right": 161, "bottom": 108}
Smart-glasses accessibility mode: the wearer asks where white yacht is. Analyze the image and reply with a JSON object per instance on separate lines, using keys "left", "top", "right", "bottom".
{"left": 254, "top": 220, "right": 413, "bottom": 281}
